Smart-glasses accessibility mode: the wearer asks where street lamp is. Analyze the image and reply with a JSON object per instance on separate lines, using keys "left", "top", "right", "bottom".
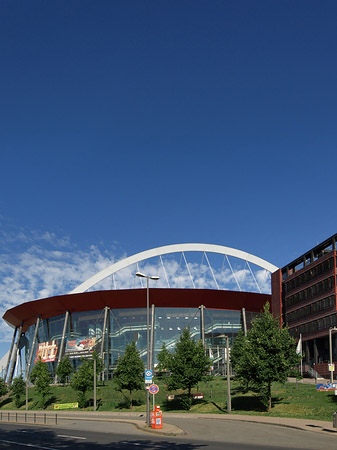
{"left": 136, "top": 271, "right": 159, "bottom": 426}
{"left": 225, "top": 335, "right": 231, "bottom": 414}
{"left": 329, "top": 327, "right": 337, "bottom": 383}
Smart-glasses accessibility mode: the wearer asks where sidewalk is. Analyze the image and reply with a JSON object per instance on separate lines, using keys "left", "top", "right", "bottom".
{"left": 2, "top": 410, "right": 336, "bottom": 437}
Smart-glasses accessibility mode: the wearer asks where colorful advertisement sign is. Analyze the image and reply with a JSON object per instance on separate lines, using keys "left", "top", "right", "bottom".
{"left": 316, "top": 383, "right": 337, "bottom": 391}
{"left": 54, "top": 402, "right": 79, "bottom": 410}
{"left": 34, "top": 340, "right": 58, "bottom": 363}
{"left": 65, "top": 337, "right": 96, "bottom": 359}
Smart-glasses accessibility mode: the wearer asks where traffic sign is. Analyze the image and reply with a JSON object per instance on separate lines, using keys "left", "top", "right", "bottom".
{"left": 149, "top": 384, "right": 159, "bottom": 394}
{"left": 145, "top": 369, "right": 153, "bottom": 384}
{"left": 329, "top": 364, "right": 335, "bottom": 372}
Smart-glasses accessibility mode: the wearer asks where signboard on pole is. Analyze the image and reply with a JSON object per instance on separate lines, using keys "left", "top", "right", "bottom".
{"left": 329, "top": 363, "right": 335, "bottom": 372}
{"left": 145, "top": 370, "right": 153, "bottom": 384}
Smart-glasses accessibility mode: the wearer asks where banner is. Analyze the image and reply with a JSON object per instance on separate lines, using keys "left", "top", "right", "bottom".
{"left": 34, "top": 340, "right": 58, "bottom": 363}
{"left": 54, "top": 402, "right": 78, "bottom": 410}
{"left": 65, "top": 337, "right": 96, "bottom": 359}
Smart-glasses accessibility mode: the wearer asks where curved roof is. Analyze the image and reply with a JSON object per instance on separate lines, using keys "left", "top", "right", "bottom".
{"left": 3, "top": 288, "right": 271, "bottom": 332}
{"left": 70, "top": 243, "right": 278, "bottom": 293}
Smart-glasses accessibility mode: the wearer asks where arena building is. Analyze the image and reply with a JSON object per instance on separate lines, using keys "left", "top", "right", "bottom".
{"left": 2, "top": 243, "right": 277, "bottom": 382}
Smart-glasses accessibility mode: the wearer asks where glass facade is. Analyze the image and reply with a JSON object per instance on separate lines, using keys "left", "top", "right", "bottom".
{"left": 24, "top": 306, "right": 253, "bottom": 378}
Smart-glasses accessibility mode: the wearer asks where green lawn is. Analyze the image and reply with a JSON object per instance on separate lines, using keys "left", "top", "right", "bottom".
{"left": 1, "top": 377, "right": 336, "bottom": 422}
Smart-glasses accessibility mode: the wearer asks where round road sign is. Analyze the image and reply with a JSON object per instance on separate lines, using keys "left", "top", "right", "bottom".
{"left": 149, "top": 384, "right": 159, "bottom": 394}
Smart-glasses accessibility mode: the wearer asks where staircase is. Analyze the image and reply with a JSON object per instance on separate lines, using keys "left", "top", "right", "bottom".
{"left": 311, "top": 362, "right": 336, "bottom": 380}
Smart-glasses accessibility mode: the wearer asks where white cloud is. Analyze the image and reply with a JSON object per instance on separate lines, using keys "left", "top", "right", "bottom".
{"left": 0, "top": 226, "right": 117, "bottom": 343}
{"left": 0, "top": 223, "right": 272, "bottom": 344}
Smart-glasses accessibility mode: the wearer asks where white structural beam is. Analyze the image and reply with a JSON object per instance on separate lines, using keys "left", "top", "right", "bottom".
{"left": 70, "top": 243, "right": 278, "bottom": 294}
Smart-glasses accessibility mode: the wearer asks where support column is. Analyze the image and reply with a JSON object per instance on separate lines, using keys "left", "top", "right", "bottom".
{"left": 199, "top": 305, "right": 205, "bottom": 347}
{"left": 314, "top": 338, "right": 319, "bottom": 365}
{"left": 100, "top": 306, "right": 109, "bottom": 381}
{"left": 26, "top": 317, "right": 40, "bottom": 381}
{"left": 305, "top": 340, "right": 310, "bottom": 364}
{"left": 333, "top": 334, "right": 337, "bottom": 361}
{"left": 100, "top": 307, "right": 109, "bottom": 358}
{"left": 150, "top": 304, "right": 155, "bottom": 371}
{"left": 107, "top": 309, "right": 111, "bottom": 375}
{"left": 4, "top": 327, "right": 18, "bottom": 382}
{"left": 241, "top": 308, "right": 247, "bottom": 336}
{"left": 8, "top": 323, "right": 23, "bottom": 383}
{"left": 54, "top": 311, "right": 69, "bottom": 383}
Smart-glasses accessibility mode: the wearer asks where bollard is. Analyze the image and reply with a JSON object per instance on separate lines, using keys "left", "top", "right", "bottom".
{"left": 55, "top": 413, "right": 57, "bottom": 425}
{"left": 333, "top": 412, "right": 337, "bottom": 429}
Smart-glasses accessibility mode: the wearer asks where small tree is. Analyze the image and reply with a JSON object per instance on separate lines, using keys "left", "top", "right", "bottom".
{"left": 30, "top": 359, "right": 51, "bottom": 409}
{"left": 10, "top": 375, "right": 25, "bottom": 408}
{"left": 56, "top": 356, "right": 74, "bottom": 384}
{"left": 231, "top": 302, "right": 301, "bottom": 412}
{"left": 70, "top": 353, "right": 103, "bottom": 408}
{"left": 0, "top": 378, "right": 7, "bottom": 398}
{"left": 156, "top": 342, "right": 171, "bottom": 375}
{"left": 113, "top": 341, "right": 144, "bottom": 409}
{"left": 167, "top": 328, "right": 211, "bottom": 406}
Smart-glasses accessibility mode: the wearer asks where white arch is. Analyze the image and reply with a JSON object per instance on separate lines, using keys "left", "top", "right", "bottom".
{"left": 70, "top": 243, "right": 278, "bottom": 294}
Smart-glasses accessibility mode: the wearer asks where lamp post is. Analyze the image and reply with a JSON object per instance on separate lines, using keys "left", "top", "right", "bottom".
{"left": 329, "top": 327, "right": 337, "bottom": 383}
{"left": 136, "top": 271, "right": 159, "bottom": 427}
{"left": 225, "top": 335, "right": 231, "bottom": 414}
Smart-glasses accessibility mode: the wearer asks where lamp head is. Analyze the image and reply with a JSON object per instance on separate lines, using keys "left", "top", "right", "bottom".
{"left": 136, "top": 272, "right": 146, "bottom": 278}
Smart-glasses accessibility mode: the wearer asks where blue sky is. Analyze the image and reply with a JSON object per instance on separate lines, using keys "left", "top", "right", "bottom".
{"left": 1, "top": 1, "right": 337, "bottom": 357}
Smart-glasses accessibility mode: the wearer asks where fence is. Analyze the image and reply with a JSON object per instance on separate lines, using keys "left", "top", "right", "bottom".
{"left": 0, "top": 411, "right": 58, "bottom": 425}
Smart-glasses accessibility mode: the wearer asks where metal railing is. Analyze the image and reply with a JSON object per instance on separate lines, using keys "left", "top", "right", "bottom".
{"left": 0, "top": 411, "right": 58, "bottom": 425}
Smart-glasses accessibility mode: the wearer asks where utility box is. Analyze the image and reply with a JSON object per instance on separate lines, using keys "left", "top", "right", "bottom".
{"left": 151, "top": 405, "right": 163, "bottom": 429}
{"left": 333, "top": 412, "right": 337, "bottom": 429}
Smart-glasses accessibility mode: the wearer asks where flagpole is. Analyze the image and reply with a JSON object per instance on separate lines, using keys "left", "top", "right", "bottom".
{"left": 299, "top": 334, "right": 303, "bottom": 377}
{"left": 296, "top": 334, "right": 302, "bottom": 377}
{"left": 300, "top": 334, "right": 303, "bottom": 377}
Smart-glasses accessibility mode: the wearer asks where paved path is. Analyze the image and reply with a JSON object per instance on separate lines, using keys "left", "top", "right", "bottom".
{"left": 1, "top": 410, "right": 336, "bottom": 437}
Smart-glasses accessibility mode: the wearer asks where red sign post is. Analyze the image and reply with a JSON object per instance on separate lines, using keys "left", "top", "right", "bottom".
{"left": 149, "top": 385, "right": 162, "bottom": 429}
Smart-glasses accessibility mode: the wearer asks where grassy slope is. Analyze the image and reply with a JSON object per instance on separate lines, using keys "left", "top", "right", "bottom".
{"left": 1, "top": 378, "right": 336, "bottom": 422}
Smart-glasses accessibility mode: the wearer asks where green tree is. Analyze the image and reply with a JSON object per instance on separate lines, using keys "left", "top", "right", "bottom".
{"left": 70, "top": 353, "right": 103, "bottom": 408}
{"left": 56, "top": 356, "right": 74, "bottom": 384}
{"left": 0, "top": 378, "right": 7, "bottom": 398}
{"left": 167, "top": 328, "right": 211, "bottom": 404}
{"left": 156, "top": 342, "right": 171, "bottom": 375}
{"left": 10, "top": 375, "right": 25, "bottom": 408}
{"left": 30, "top": 359, "right": 52, "bottom": 409}
{"left": 113, "top": 341, "right": 144, "bottom": 409}
{"left": 231, "top": 302, "right": 301, "bottom": 412}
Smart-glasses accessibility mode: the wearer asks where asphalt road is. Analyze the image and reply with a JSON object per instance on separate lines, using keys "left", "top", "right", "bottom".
{"left": 0, "top": 422, "right": 321, "bottom": 450}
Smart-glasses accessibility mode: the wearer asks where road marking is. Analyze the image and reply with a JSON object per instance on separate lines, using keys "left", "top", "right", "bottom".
{"left": 57, "top": 434, "right": 87, "bottom": 440}
{"left": 0, "top": 439, "right": 58, "bottom": 449}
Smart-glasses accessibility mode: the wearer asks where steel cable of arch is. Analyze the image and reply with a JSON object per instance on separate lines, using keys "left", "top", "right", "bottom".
{"left": 69, "top": 243, "right": 278, "bottom": 294}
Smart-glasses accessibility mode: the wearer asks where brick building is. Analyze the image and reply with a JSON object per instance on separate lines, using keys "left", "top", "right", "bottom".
{"left": 272, "top": 234, "right": 337, "bottom": 378}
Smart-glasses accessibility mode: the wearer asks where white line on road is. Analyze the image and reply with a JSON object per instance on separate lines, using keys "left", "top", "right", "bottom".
{"left": 57, "top": 434, "right": 87, "bottom": 440}
{"left": 0, "top": 439, "right": 59, "bottom": 450}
